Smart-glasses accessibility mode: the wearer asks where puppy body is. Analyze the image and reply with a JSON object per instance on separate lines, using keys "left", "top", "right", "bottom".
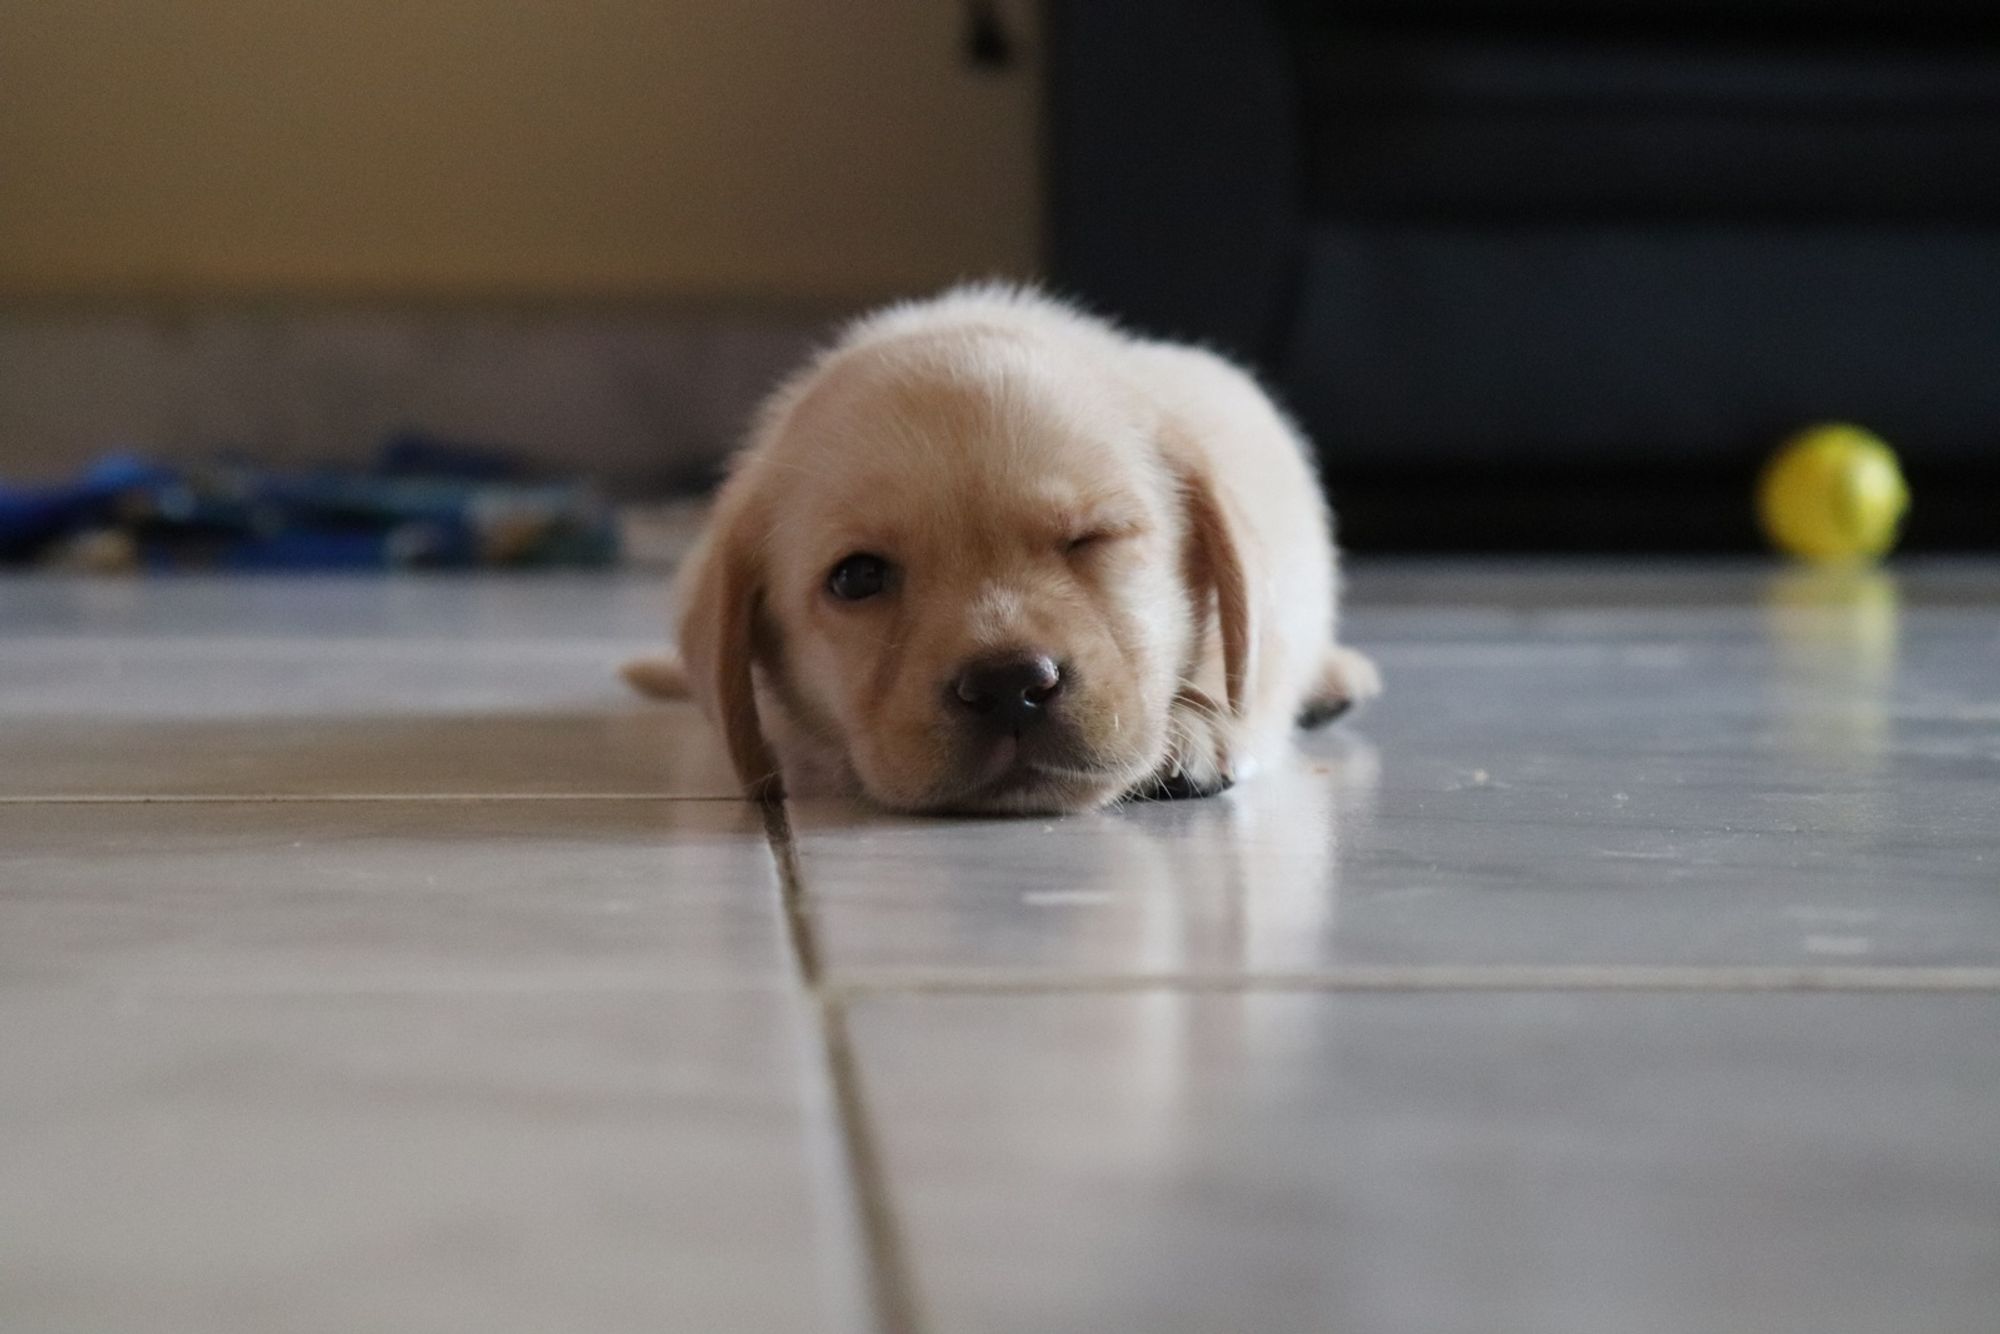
{"left": 637, "top": 286, "right": 1377, "bottom": 813}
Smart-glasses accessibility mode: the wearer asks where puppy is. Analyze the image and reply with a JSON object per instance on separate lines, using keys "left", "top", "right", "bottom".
{"left": 624, "top": 285, "right": 1379, "bottom": 813}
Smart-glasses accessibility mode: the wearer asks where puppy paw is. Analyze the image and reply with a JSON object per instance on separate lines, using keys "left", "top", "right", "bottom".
{"left": 1133, "top": 688, "right": 1237, "bottom": 800}
{"left": 1133, "top": 766, "right": 1235, "bottom": 801}
{"left": 620, "top": 652, "right": 690, "bottom": 699}
{"left": 1297, "top": 645, "right": 1382, "bottom": 729}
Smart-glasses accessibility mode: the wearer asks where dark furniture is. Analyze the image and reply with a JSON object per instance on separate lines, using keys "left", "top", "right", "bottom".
{"left": 1046, "top": 0, "right": 2000, "bottom": 550}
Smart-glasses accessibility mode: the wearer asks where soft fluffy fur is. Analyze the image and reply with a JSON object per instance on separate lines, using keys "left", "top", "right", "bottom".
{"left": 625, "top": 286, "right": 1379, "bottom": 813}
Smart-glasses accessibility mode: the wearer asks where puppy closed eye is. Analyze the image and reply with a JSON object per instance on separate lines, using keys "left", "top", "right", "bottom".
{"left": 1062, "top": 523, "right": 1143, "bottom": 557}
{"left": 826, "top": 552, "right": 893, "bottom": 602}
{"left": 1063, "top": 532, "right": 1108, "bottom": 556}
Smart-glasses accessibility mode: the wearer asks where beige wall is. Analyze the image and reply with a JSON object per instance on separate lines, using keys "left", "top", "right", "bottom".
{"left": 0, "top": 0, "right": 1041, "bottom": 303}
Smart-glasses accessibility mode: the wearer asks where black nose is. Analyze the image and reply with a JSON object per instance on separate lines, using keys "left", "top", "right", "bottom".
{"left": 952, "top": 652, "right": 1063, "bottom": 731}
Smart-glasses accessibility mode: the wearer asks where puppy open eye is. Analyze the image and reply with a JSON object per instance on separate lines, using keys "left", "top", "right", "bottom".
{"left": 826, "top": 552, "right": 892, "bottom": 601}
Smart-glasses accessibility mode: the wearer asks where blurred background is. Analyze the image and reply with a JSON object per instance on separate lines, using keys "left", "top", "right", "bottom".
{"left": 3, "top": 0, "right": 1995, "bottom": 564}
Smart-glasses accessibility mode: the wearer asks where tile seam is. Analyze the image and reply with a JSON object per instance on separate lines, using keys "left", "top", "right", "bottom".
{"left": 826, "top": 965, "right": 2000, "bottom": 998}
{"left": 761, "top": 799, "right": 926, "bottom": 1334}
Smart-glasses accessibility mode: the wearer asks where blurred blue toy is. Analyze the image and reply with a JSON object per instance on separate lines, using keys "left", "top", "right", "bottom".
{"left": 0, "top": 435, "right": 618, "bottom": 570}
{"left": 0, "top": 455, "right": 180, "bottom": 561}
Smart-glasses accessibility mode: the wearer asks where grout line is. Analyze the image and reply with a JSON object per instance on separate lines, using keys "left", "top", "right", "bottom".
{"left": 827, "top": 964, "right": 2000, "bottom": 999}
{"left": 761, "top": 800, "right": 926, "bottom": 1334}
{"left": 90, "top": 963, "right": 2000, "bottom": 1002}
{"left": 0, "top": 792, "right": 744, "bottom": 806}
{"left": 818, "top": 998, "right": 926, "bottom": 1334}
{"left": 763, "top": 801, "right": 823, "bottom": 989}
{"left": 86, "top": 964, "right": 2000, "bottom": 1008}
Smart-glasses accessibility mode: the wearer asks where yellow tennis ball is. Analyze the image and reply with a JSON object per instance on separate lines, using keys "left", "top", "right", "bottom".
{"left": 1757, "top": 424, "right": 1909, "bottom": 563}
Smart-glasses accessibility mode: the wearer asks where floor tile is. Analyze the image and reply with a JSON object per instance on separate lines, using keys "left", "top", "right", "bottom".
{"left": 1339, "top": 559, "right": 2000, "bottom": 651}
{"left": 0, "top": 987, "right": 866, "bottom": 1334}
{"left": 795, "top": 581, "right": 2000, "bottom": 977}
{"left": 4, "top": 563, "right": 1996, "bottom": 1333}
{"left": 0, "top": 799, "right": 787, "bottom": 990}
{"left": 0, "top": 572, "right": 678, "bottom": 641}
{"left": 0, "top": 572, "right": 724, "bottom": 797}
{"left": 0, "top": 706, "right": 731, "bottom": 799}
{"left": 0, "top": 795, "right": 869, "bottom": 1332}
{"left": 0, "top": 636, "right": 654, "bottom": 719}
{"left": 848, "top": 990, "right": 2000, "bottom": 1334}
{"left": 0, "top": 638, "right": 730, "bottom": 796}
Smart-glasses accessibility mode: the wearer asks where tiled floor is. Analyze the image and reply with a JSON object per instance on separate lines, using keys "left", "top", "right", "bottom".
{"left": 3, "top": 564, "right": 1996, "bottom": 1333}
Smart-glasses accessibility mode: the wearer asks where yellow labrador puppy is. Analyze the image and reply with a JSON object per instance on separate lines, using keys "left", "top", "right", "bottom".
{"left": 625, "top": 285, "right": 1378, "bottom": 813}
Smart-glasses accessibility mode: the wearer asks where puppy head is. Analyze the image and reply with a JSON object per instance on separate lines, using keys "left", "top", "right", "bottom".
{"left": 680, "top": 323, "right": 1246, "bottom": 814}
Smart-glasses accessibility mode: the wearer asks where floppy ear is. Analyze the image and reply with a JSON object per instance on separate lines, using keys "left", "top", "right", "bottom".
{"left": 676, "top": 505, "right": 783, "bottom": 802}
{"left": 1175, "top": 457, "right": 1254, "bottom": 718}
{"left": 619, "top": 653, "right": 689, "bottom": 699}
